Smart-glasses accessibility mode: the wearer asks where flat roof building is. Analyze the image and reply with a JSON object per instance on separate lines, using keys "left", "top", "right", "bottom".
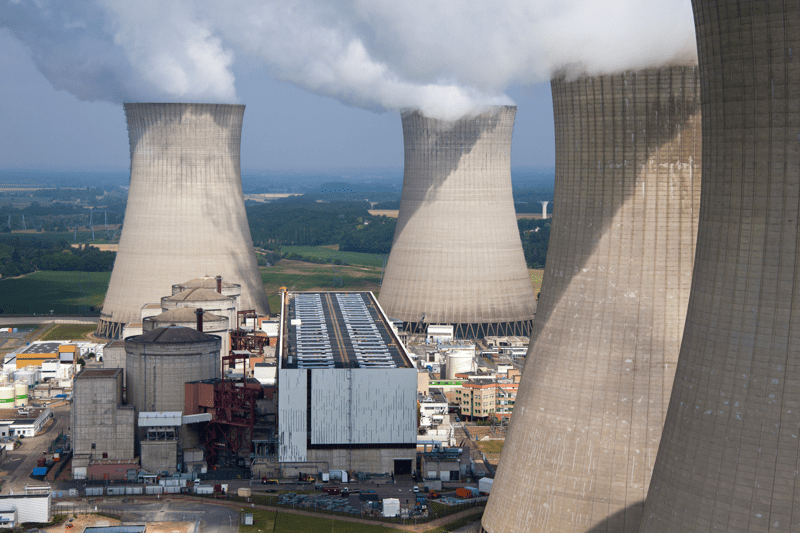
{"left": 278, "top": 292, "right": 417, "bottom": 476}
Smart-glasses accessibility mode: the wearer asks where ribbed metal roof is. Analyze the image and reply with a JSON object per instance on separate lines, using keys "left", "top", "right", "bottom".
{"left": 130, "top": 325, "right": 215, "bottom": 344}
{"left": 164, "top": 288, "right": 230, "bottom": 302}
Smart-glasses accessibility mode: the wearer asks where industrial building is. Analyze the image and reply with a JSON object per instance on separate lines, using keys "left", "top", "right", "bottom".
{"left": 639, "top": 3, "right": 800, "bottom": 532}
{"left": 72, "top": 368, "right": 135, "bottom": 480}
{"left": 379, "top": 106, "right": 537, "bottom": 339}
{"left": 483, "top": 66, "right": 701, "bottom": 533}
{"left": 96, "top": 103, "right": 269, "bottom": 339}
{"left": 277, "top": 291, "right": 417, "bottom": 476}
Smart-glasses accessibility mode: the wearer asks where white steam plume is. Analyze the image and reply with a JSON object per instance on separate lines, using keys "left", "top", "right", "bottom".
{"left": 1, "top": 0, "right": 695, "bottom": 118}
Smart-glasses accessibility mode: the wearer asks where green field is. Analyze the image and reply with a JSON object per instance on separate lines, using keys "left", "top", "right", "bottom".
{"left": 0, "top": 271, "right": 110, "bottom": 315}
{"left": 40, "top": 324, "right": 97, "bottom": 341}
{"left": 281, "top": 245, "right": 387, "bottom": 268}
{"left": 262, "top": 259, "right": 383, "bottom": 313}
{"left": 239, "top": 509, "right": 401, "bottom": 533}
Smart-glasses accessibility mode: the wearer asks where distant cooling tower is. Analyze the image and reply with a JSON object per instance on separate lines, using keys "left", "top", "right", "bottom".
{"left": 482, "top": 67, "right": 701, "bottom": 533}
{"left": 97, "top": 103, "right": 269, "bottom": 339}
{"left": 640, "top": 3, "right": 800, "bottom": 532}
{"left": 378, "top": 106, "right": 536, "bottom": 338}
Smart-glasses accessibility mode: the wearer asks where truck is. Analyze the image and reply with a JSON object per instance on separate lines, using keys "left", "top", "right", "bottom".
{"left": 456, "top": 486, "right": 480, "bottom": 499}
{"left": 322, "top": 486, "right": 341, "bottom": 495}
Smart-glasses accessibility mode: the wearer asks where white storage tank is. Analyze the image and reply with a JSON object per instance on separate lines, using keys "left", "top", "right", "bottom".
{"left": 14, "top": 382, "right": 27, "bottom": 407}
{"left": 446, "top": 352, "right": 474, "bottom": 379}
{"left": 0, "top": 386, "right": 14, "bottom": 407}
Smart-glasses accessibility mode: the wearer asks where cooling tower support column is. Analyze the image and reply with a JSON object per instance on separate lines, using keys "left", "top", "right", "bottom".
{"left": 97, "top": 103, "right": 269, "bottom": 339}
{"left": 639, "top": 3, "right": 800, "bottom": 532}
{"left": 482, "top": 66, "right": 701, "bottom": 533}
{"left": 378, "top": 106, "right": 536, "bottom": 339}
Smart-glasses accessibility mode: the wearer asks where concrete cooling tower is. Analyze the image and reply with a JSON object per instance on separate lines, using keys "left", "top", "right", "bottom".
{"left": 378, "top": 106, "right": 536, "bottom": 339}
{"left": 97, "top": 103, "right": 269, "bottom": 339}
{"left": 639, "top": 3, "right": 800, "bottom": 532}
{"left": 482, "top": 66, "right": 701, "bottom": 533}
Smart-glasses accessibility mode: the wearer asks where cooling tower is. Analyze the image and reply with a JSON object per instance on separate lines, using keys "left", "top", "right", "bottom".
{"left": 639, "top": 3, "right": 800, "bottom": 532}
{"left": 97, "top": 103, "right": 269, "bottom": 339}
{"left": 482, "top": 66, "right": 701, "bottom": 533}
{"left": 378, "top": 106, "right": 536, "bottom": 338}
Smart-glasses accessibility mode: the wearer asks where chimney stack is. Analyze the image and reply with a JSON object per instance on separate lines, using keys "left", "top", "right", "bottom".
{"left": 195, "top": 308, "right": 204, "bottom": 332}
{"left": 215, "top": 275, "right": 222, "bottom": 294}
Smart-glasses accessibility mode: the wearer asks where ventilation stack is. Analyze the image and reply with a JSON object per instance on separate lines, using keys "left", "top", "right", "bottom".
{"left": 378, "top": 106, "right": 536, "bottom": 339}
{"left": 97, "top": 103, "right": 269, "bottom": 339}
{"left": 640, "top": 3, "right": 800, "bottom": 532}
{"left": 482, "top": 67, "right": 701, "bottom": 533}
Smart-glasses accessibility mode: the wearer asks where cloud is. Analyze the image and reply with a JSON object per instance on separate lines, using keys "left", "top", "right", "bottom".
{"left": 1, "top": 0, "right": 696, "bottom": 118}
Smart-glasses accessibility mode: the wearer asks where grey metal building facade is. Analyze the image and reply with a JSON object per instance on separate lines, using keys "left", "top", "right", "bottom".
{"left": 483, "top": 67, "right": 701, "bottom": 533}
{"left": 639, "top": 3, "right": 800, "bottom": 532}
{"left": 378, "top": 107, "right": 537, "bottom": 339}
{"left": 97, "top": 103, "right": 269, "bottom": 339}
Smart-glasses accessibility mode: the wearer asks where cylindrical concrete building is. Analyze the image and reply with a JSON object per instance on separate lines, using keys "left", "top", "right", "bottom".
{"left": 97, "top": 103, "right": 268, "bottom": 339}
{"left": 379, "top": 106, "right": 536, "bottom": 339}
{"left": 125, "top": 326, "right": 220, "bottom": 414}
{"left": 639, "top": 3, "right": 800, "bottom": 532}
{"left": 483, "top": 67, "right": 701, "bottom": 533}
{"left": 172, "top": 276, "right": 242, "bottom": 311}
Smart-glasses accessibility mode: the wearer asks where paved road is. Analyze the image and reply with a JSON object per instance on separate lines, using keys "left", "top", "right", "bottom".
{"left": 2, "top": 403, "right": 70, "bottom": 493}
{"left": 0, "top": 316, "right": 98, "bottom": 326}
{"left": 54, "top": 500, "right": 238, "bottom": 533}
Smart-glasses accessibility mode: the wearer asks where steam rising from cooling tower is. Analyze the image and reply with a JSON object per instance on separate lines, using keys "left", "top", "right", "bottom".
{"left": 97, "top": 103, "right": 269, "bottom": 339}
{"left": 2, "top": 0, "right": 695, "bottom": 118}
{"left": 483, "top": 67, "right": 701, "bottom": 533}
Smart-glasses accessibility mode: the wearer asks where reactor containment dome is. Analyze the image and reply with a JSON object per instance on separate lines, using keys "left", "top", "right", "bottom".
{"left": 97, "top": 103, "right": 269, "bottom": 339}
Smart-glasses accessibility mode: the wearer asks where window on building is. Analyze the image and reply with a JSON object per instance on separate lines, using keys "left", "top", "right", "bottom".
{"left": 91, "top": 443, "right": 96, "bottom": 450}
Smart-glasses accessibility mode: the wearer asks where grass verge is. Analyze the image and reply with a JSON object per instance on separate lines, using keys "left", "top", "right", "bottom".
{"left": 40, "top": 324, "right": 97, "bottom": 341}
{"left": 237, "top": 509, "right": 402, "bottom": 532}
{"left": 424, "top": 511, "right": 484, "bottom": 533}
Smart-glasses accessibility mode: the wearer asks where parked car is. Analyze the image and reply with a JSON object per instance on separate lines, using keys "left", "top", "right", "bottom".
{"left": 413, "top": 486, "right": 420, "bottom": 493}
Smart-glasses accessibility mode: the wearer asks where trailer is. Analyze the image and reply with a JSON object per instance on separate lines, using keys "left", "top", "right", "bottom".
{"left": 479, "top": 477, "right": 494, "bottom": 495}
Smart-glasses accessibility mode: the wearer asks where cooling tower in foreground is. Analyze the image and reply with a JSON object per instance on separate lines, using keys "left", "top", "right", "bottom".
{"left": 482, "top": 66, "right": 701, "bottom": 533}
{"left": 97, "top": 103, "right": 269, "bottom": 339}
{"left": 639, "top": 3, "right": 800, "bottom": 532}
{"left": 378, "top": 106, "right": 536, "bottom": 338}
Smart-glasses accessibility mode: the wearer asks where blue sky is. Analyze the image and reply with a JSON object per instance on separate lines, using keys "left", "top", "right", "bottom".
{"left": 0, "top": 29, "right": 555, "bottom": 173}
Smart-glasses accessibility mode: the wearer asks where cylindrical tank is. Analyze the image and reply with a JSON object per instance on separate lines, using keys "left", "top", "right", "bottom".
{"left": 161, "top": 289, "right": 236, "bottom": 331}
{"left": 96, "top": 103, "right": 269, "bottom": 339}
{"left": 13, "top": 370, "right": 35, "bottom": 387}
{"left": 640, "top": 3, "right": 800, "bottom": 532}
{"left": 0, "top": 386, "right": 15, "bottom": 407}
{"left": 125, "top": 326, "right": 221, "bottom": 414}
{"left": 379, "top": 106, "right": 537, "bottom": 339}
{"left": 445, "top": 352, "right": 473, "bottom": 380}
{"left": 0, "top": 373, "right": 9, "bottom": 386}
{"left": 14, "top": 382, "right": 27, "bottom": 407}
{"left": 483, "top": 66, "right": 701, "bottom": 533}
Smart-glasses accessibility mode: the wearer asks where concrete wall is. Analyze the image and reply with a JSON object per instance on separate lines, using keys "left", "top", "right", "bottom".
{"left": 640, "top": 4, "right": 800, "bottom": 532}
{"left": 379, "top": 107, "right": 536, "bottom": 338}
{"left": 72, "top": 370, "right": 134, "bottom": 464}
{"left": 306, "top": 447, "right": 415, "bottom": 475}
{"left": 140, "top": 440, "right": 177, "bottom": 474}
{"left": 483, "top": 67, "right": 701, "bottom": 533}
{"left": 97, "top": 103, "right": 269, "bottom": 339}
